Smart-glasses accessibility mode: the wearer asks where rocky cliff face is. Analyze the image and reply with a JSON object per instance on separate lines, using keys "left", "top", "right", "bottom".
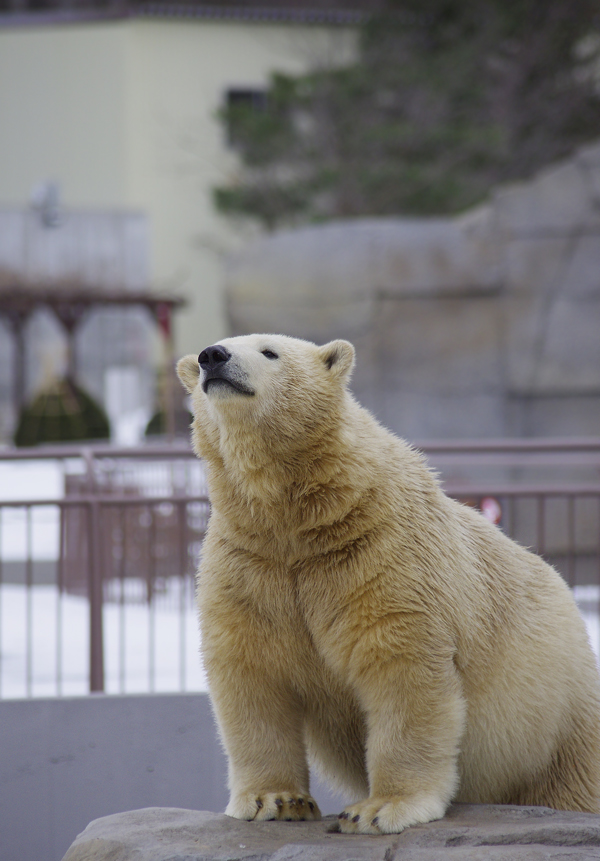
{"left": 225, "top": 142, "right": 600, "bottom": 440}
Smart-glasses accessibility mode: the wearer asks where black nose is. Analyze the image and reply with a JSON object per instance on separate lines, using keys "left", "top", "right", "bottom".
{"left": 198, "top": 344, "right": 231, "bottom": 370}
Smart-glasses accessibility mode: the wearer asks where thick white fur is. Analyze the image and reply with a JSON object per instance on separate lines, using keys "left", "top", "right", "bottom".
{"left": 177, "top": 334, "right": 600, "bottom": 835}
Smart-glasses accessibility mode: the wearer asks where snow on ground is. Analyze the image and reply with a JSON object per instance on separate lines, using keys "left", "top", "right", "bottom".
{"left": 0, "top": 581, "right": 207, "bottom": 699}
{"left": 0, "top": 460, "right": 64, "bottom": 565}
{"left": 0, "top": 458, "right": 209, "bottom": 698}
{"left": 573, "top": 585, "right": 600, "bottom": 664}
{"left": 0, "top": 460, "right": 64, "bottom": 503}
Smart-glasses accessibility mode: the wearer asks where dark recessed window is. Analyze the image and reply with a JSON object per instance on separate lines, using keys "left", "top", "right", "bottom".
{"left": 225, "top": 88, "right": 268, "bottom": 147}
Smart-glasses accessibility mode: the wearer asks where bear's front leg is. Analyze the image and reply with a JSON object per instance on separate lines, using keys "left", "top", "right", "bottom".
{"left": 338, "top": 654, "right": 465, "bottom": 834}
{"left": 199, "top": 535, "right": 322, "bottom": 823}
{"left": 217, "top": 676, "right": 322, "bottom": 822}
{"left": 204, "top": 633, "right": 321, "bottom": 822}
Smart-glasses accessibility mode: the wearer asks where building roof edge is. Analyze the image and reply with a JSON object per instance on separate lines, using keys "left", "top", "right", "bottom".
{"left": 0, "top": 3, "right": 368, "bottom": 29}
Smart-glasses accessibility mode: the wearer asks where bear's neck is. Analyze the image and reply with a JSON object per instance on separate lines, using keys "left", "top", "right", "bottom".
{"left": 203, "top": 399, "right": 378, "bottom": 540}
{"left": 211, "top": 423, "right": 359, "bottom": 498}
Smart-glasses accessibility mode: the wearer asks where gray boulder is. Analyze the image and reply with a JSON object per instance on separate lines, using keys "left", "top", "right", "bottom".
{"left": 224, "top": 142, "right": 600, "bottom": 440}
{"left": 62, "top": 804, "right": 600, "bottom": 861}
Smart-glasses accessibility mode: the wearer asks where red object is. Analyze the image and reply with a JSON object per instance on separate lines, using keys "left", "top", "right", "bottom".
{"left": 156, "top": 302, "right": 172, "bottom": 339}
{"left": 480, "top": 496, "right": 502, "bottom": 524}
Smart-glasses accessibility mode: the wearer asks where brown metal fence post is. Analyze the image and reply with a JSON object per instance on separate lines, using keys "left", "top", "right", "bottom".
{"left": 88, "top": 500, "right": 104, "bottom": 693}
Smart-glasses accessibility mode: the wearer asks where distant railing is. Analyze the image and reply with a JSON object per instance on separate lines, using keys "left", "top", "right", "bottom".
{"left": 0, "top": 443, "right": 208, "bottom": 698}
{"left": 0, "top": 439, "right": 599, "bottom": 698}
{"left": 425, "top": 437, "right": 600, "bottom": 589}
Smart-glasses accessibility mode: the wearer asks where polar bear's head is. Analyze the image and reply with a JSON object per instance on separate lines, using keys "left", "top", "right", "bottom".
{"left": 177, "top": 334, "right": 355, "bottom": 461}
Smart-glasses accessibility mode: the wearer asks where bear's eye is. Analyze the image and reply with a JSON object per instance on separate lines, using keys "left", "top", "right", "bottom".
{"left": 261, "top": 349, "right": 279, "bottom": 360}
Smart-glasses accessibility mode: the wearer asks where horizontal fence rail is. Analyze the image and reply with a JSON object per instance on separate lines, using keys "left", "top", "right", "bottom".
{"left": 0, "top": 444, "right": 209, "bottom": 698}
{"left": 0, "top": 440, "right": 599, "bottom": 698}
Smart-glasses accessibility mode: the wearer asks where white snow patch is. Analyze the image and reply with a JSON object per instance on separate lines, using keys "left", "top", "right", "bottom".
{"left": 0, "top": 461, "right": 63, "bottom": 502}
{"left": 0, "top": 581, "right": 207, "bottom": 699}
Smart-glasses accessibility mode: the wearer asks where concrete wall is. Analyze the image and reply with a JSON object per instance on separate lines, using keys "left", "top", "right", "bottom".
{"left": 0, "top": 693, "right": 349, "bottom": 861}
{"left": 224, "top": 142, "right": 600, "bottom": 440}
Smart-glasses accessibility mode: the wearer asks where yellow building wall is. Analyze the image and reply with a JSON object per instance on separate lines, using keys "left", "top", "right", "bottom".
{"left": 0, "top": 18, "right": 356, "bottom": 355}
{"left": 0, "top": 22, "right": 129, "bottom": 206}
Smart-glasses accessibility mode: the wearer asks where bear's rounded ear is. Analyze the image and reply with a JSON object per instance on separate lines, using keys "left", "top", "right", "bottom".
{"left": 318, "top": 340, "right": 355, "bottom": 381}
{"left": 176, "top": 355, "right": 200, "bottom": 394}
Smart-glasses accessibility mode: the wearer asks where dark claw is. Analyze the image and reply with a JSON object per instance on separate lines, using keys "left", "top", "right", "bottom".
{"left": 308, "top": 801, "right": 315, "bottom": 811}
{"left": 285, "top": 817, "right": 292, "bottom": 821}
{"left": 372, "top": 816, "right": 379, "bottom": 826}
{"left": 275, "top": 798, "right": 283, "bottom": 808}
{"left": 338, "top": 812, "right": 349, "bottom": 820}
{"left": 288, "top": 799, "right": 296, "bottom": 807}
{"left": 297, "top": 798, "right": 305, "bottom": 806}
{"left": 352, "top": 814, "right": 360, "bottom": 823}
{"left": 256, "top": 799, "right": 263, "bottom": 809}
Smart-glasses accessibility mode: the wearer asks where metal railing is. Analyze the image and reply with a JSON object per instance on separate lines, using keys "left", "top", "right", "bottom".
{"left": 0, "top": 444, "right": 209, "bottom": 698}
{"left": 0, "top": 439, "right": 599, "bottom": 698}
{"left": 424, "top": 437, "right": 600, "bottom": 587}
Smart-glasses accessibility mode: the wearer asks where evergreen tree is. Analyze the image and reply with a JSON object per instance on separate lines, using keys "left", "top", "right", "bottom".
{"left": 215, "top": 0, "right": 600, "bottom": 227}
{"left": 14, "top": 378, "right": 110, "bottom": 447}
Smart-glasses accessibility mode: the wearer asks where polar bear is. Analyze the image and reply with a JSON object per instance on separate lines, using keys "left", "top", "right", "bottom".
{"left": 177, "top": 334, "right": 600, "bottom": 835}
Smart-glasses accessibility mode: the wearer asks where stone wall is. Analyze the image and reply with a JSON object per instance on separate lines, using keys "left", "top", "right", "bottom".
{"left": 224, "top": 142, "right": 600, "bottom": 439}
{"left": 0, "top": 693, "right": 348, "bottom": 861}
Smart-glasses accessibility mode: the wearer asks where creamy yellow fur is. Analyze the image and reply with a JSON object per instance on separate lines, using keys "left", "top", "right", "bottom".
{"left": 177, "top": 334, "right": 600, "bottom": 835}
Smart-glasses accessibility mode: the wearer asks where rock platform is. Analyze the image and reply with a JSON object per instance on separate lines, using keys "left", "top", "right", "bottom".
{"left": 62, "top": 804, "right": 600, "bottom": 860}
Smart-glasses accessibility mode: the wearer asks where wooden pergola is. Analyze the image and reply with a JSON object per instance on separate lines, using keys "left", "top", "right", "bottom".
{"left": 0, "top": 285, "right": 186, "bottom": 438}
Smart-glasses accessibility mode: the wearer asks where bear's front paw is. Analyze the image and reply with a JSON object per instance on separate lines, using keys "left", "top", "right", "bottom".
{"left": 337, "top": 793, "right": 446, "bottom": 834}
{"left": 226, "top": 791, "right": 321, "bottom": 822}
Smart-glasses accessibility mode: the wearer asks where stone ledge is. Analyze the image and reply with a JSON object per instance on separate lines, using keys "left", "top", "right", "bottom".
{"left": 62, "top": 803, "right": 600, "bottom": 861}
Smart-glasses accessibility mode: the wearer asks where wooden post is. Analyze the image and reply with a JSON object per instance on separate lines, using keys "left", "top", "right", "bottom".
{"left": 51, "top": 298, "right": 89, "bottom": 382}
{"left": 156, "top": 302, "right": 176, "bottom": 439}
